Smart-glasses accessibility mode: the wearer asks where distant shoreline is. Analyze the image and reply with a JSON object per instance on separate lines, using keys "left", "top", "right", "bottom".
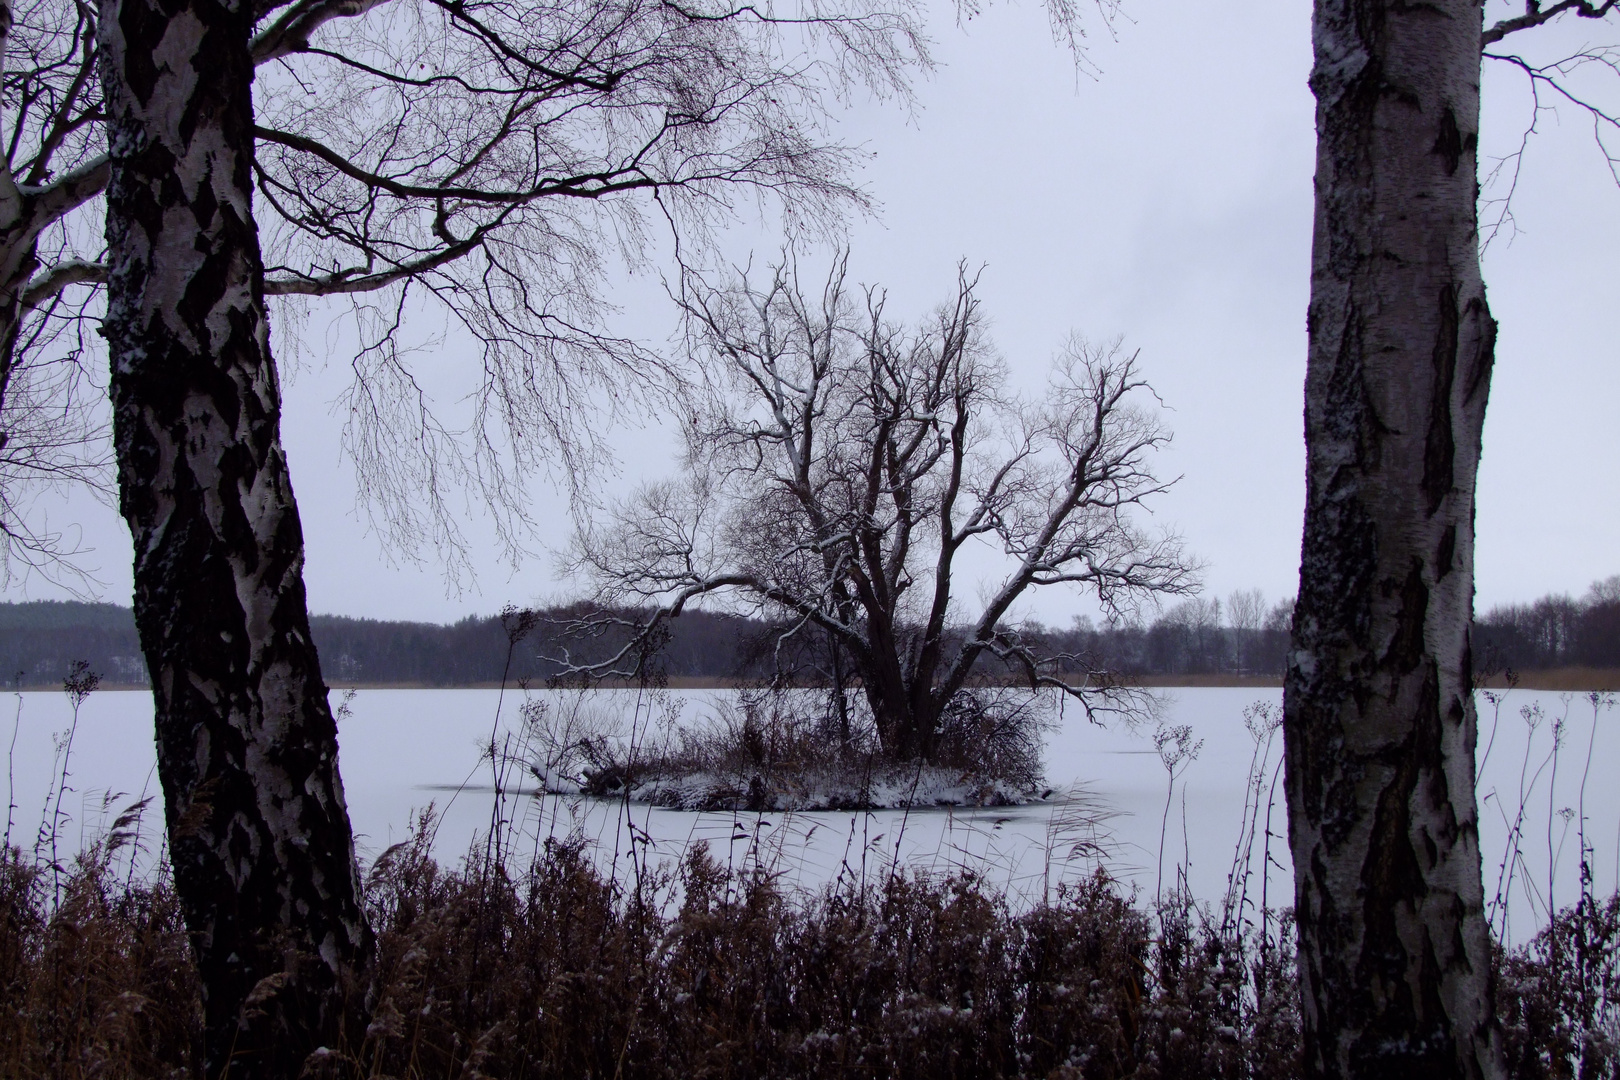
{"left": 1114, "top": 668, "right": 1620, "bottom": 691}
{"left": 24, "top": 668, "right": 1618, "bottom": 694}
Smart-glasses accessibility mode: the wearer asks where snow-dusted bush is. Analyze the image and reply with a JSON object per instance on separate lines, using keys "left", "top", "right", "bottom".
{"left": 534, "top": 686, "right": 1056, "bottom": 811}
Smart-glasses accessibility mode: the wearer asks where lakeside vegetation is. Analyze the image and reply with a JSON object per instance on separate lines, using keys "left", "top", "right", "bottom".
{"left": 2, "top": 798, "right": 1614, "bottom": 1079}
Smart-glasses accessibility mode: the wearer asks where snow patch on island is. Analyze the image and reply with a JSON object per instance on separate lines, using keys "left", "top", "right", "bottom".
{"left": 535, "top": 760, "right": 1051, "bottom": 812}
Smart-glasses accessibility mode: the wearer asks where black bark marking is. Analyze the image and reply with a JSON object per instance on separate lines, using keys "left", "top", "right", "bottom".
{"left": 1460, "top": 632, "right": 1476, "bottom": 701}
{"left": 1463, "top": 297, "right": 1495, "bottom": 406}
{"left": 1385, "top": 559, "right": 1430, "bottom": 675}
{"left": 1423, "top": 284, "right": 1459, "bottom": 516}
{"left": 1299, "top": 848, "right": 1340, "bottom": 1075}
{"left": 1349, "top": 664, "right": 1454, "bottom": 1077}
{"left": 114, "top": 0, "right": 161, "bottom": 104}
{"left": 1436, "top": 524, "right": 1456, "bottom": 580}
{"left": 1433, "top": 105, "right": 1465, "bottom": 175}
{"left": 1425, "top": 697, "right": 1465, "bottom": 849}
{"left": 1296, "top": 302, "right": 1381, "bottom": 683}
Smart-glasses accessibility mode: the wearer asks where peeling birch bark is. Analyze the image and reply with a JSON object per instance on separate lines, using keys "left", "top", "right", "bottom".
{"left": 1286, "top": 0, "right": 1503, "bottom": 1077}
{"left": 98, "top": 0, "right": 370, "bottom": 1072}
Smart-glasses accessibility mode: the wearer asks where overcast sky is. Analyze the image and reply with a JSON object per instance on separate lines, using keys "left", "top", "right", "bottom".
{"left": 6, "top": 0, "right": 1618, "bottom": 625}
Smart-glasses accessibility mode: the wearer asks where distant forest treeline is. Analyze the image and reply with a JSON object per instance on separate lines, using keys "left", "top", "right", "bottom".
{"left": 1, "top": 578, "right": 1617, "bottom": 689}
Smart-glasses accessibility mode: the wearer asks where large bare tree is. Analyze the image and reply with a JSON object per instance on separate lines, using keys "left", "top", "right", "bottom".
{"left": 1288, "top": 1, "right": 1620, "bottom": 1076}
{"left": 566, "top": 257, "right": 1194, "bottom": 760}
{"left": 89, "top": 1, "right": 926, "bottom": 1075}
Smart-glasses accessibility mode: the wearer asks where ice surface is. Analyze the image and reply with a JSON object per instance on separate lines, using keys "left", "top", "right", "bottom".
{"left": 3, "top": 684, "right": 1613, "bottom": 940}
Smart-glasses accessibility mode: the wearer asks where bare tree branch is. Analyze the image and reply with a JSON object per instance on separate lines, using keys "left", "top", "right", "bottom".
{"left": 1483, "top": 41, "right": 1620, "bottom": 244}
{"left": 249, "top": 0, "right": 393, "bottom": 64}
{"left": 1484, "top": 0, "right": 1619, "bottom": 46}
{"left": 18, "top": 256, "right": 101, "bottom": 306}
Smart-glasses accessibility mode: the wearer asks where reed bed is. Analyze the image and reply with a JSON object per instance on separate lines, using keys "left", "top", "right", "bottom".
{"left": 1, "top": 808, "right": 1615, "bottom": 1079}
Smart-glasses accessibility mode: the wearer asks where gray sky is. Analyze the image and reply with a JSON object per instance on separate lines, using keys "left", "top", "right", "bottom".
{"left": 7, "top": 0, "right": 1618, "bottom": 624}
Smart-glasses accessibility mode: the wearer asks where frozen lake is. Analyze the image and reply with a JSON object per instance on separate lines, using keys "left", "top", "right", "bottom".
{"left": 4, "top": 684, "right": 1614, "bottom": 941}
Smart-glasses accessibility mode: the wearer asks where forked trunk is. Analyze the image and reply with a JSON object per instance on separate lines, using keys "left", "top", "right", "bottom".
{"left": 99, "top": 0, "right": 370, "bottom": 1074}
{"left": 862, "top": 668, "right": 940, "bottom": 763}
{"left": 865, "top": 684, "right": 907, "bottom": 758}
{"left": 1286, "top": 0, "right": 1501, "bottom": 1076}
{"left": 892, "top": 711, "right": 937, "bottom": 763}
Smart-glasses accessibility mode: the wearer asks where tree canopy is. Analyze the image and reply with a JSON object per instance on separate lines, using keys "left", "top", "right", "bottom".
{"left": 0, "top": 0, "right": 930, "bottom": 581}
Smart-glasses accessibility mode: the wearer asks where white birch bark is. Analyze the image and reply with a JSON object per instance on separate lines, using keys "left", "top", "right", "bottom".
{"left": 1286, "top": 0, "right": 1503, "bottom": 1076}
{"left": 99, "top": 0, "right": 370, "bottom": 1072}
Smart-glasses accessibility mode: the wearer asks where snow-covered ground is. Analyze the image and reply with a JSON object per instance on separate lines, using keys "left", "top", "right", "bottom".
{"left": 3, "top": 684, "right": 1614, "bottom": 941}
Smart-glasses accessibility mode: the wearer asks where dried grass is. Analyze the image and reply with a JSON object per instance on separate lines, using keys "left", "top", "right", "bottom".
{"left": 0, "top": 841, "right": 199, "bottom": 1078}
{"left": 2, "top": 806, "right": 1616, "bottom": 1078}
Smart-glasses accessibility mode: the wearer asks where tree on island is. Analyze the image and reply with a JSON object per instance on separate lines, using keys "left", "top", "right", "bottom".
{"left": 1288, "top": 0, "right": 1620, "bottom": 1076}
{"left": 564, "top": 255, "right": 1195, "bottom": 765}
{"left": 91, "top": 0, "right": 926, "bottom": 1074}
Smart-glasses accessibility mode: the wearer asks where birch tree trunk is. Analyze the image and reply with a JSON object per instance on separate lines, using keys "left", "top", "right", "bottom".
{"left": 0, "top": 0, "right": 37, "bottom": 418}
{"left": 1285, "top": 0, "right": 1502, "bottom": 1076}
{"left": 99, "top": 0, "right": 370, "bottom": 1073}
